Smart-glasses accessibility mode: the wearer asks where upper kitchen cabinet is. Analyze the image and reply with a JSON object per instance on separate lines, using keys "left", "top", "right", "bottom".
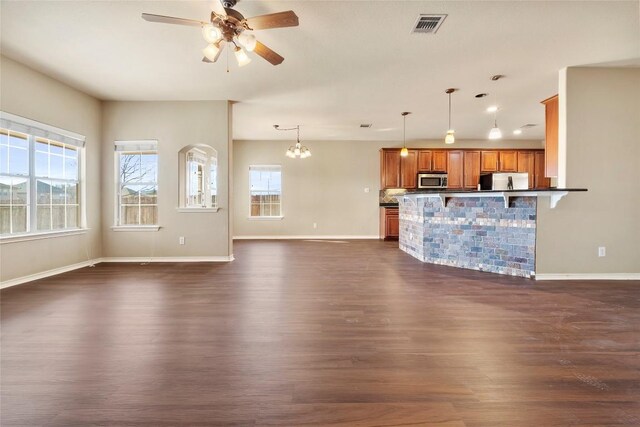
{"left": 517, "top": 151, "right": 535, "bottom": 188}
{"left": 542, "top": 94, "right": 559, "bottom": 177}
{"left": 499, "top": 151, "right": 518, "bottom": 172}
{"left": 446, "top": 150, "right": 464, "bottom": 189}
{"left": 417, "top": 150, "right": 433, "bottom": 171}
{"left": 432, "top": 151, "right": 448, "bottom": 172}
{"left": 380, "top": 149, "right": 400, "bottom": 189}
{"left": 400, "top": 149, "right": 418, "bottom": 189}
{"left": 463, "top": 151, "right": 481, "bottom": 189}
{"left": 480, "top": 151, "right": 499, "bottom": 172}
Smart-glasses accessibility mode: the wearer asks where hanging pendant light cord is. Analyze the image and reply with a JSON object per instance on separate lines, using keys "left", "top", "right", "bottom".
{"left": 448, "top": 92, "right": 452, "bottom": 130}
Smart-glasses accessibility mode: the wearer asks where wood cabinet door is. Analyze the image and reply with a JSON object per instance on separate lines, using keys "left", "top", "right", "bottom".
{"left": 480, "top": 151, "right": 499, "bottom": 172}
{"left": 447, "top": 150, "right": 464, "bottom": 189}
{"left": 517, "top": 151, "right": 535, "bottom": 188}
{"left": 417, "top": 150, "right": 432, "bottom": 171}
{"left": 499, "top": 151, "right": 518, "bottom": 172}
{"left": 386, "top": 214, "right": 399, "bottom": 238}
{"left": 534, "top": 151, "right": 551, "bottom": 188}
{"left": 542, "top": 95, "right": 559, "bottom": 177}
{"left": 380, "top": 150, "right": 400, "bottom": 189}
{"left": 463, "top": 151, "right": 481, "bottom": 189}
{"left": 432, "top": 151, "right": 447, "bottom": 172}
{"left": 400, "top": 150, "right": 418, "bottom": 189}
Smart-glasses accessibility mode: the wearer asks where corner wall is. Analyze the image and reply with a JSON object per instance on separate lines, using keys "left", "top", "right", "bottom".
{"left": 233, "top": 139, "right": 543, "bottom": 238}
{"left": 0, "top": 56, "right": 102, "bottom": 282}
{"left": 101, "top": 101, "right": 233, "bottom": 259}
{"left": 536, "top": 67, "right": 640, "bottom": 276}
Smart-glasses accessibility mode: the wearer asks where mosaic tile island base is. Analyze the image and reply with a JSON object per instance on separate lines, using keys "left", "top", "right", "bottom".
{"left": 398, "top": 195, "right": 537, "bottom": 278}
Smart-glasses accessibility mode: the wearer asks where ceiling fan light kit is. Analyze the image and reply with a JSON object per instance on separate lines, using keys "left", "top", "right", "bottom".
{"left": 142, "top": 0, "right": 299, "bottom": 68}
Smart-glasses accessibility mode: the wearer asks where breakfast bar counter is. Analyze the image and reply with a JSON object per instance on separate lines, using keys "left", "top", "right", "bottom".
{"left": 397, "top": 188, "right": 586, "bottom": 278}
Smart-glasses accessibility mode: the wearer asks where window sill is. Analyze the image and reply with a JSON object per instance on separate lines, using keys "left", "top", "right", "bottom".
{"left": 247, "top": 216, "right": 284, "bottom": 221}
{"left": 0, "top": 228, "right": 89, "bottom": 244}
{"left": 111, "top": 225, "right": 161, "bottom": 232}
{"left": 176, "top": 207, "right": 220, "bottom": 213}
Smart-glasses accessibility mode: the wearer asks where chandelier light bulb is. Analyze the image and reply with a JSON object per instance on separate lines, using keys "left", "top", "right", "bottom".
{"left": 202, "top": 24, "right": 222, "bottom": 44}
{"left": 234, "top": 47, "right": 251, "bottom": 67}
{"left": 203, "top": 41, "right": 222, "bottom": 62}
{"left": 238, "top": 32, "right": 257, "bottom": 52}
{"left": 400, "top": 147, "right": 409, "bottom": 157}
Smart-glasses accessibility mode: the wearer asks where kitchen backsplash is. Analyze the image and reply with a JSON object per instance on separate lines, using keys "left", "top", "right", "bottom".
{"left": 379, "top": 189, "right": 406, "bottom": 204}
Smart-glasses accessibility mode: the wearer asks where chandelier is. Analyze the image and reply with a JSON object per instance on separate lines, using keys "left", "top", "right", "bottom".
{"left": 274, "top": 125, "right": 311, "bottom": 159}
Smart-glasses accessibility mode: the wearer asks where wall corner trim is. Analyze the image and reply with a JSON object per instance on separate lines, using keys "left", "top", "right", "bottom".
{"left": 1, "top": 256, "right": 234, "bottom": 289}
{"left": 535, "top": 273, "right": 640, "bottom": 281}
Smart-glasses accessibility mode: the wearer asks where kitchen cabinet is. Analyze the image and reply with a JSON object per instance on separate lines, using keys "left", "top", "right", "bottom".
{"left": 517, "top": 151, "right": 535, "bottom": 189}
{"left": 499, "top": 151, "right": 518, "bottom": 172}
{"left": 542, "top": 94, "right": 559, "bottom": 177}
{"left": 417, "top": 150, "right": 432, "bottom": 171}
{"left": 379, "top": 207, "right": 399, "bottom": 241}
{"left": 534, "top": 151, "right": 551, "bottom": 188}
{"left": 463, "top": 151, "right": 481, "bottom": 189}
{"left": 432, "top": 151, "right": 447, "bottom": 172}
{"left": 380, "top": 149, "right": 400, "bottom": 189}
{"left": 481, "top": 151, "right": 499, "bottom": 172}
{"left": 400, "top": 150, "right": 418, "bottom": 189}
{"left": 447, "top": 150, "right": 464, "bottom": 189}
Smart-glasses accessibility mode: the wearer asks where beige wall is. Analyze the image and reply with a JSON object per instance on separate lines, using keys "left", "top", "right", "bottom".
{"left": 101, "top": 101, "right": 233, "bottom": 258}
{"left": 0, "top": 56, "right": 102, "bottom": 282}
{"left": 233, "top": 139, "right": 543, "bottom": 238}
{"left": 536, "top": 67, "right": 640, "bottom": 275}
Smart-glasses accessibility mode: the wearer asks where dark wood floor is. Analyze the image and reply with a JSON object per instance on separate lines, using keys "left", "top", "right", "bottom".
{"left": 2, "top": 240, "right": 639, "bottom": 426}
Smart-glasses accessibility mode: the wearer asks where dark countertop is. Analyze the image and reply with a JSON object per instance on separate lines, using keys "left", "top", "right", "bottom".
{"left": 403, "top": 188, "right": 587, "bottom": 195}
{"left": 379, "top": 202, "right": 400, "bottom": 207}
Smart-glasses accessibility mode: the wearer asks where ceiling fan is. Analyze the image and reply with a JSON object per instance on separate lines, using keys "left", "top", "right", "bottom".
{"left": 141, "top": 0, "right": 298, "bottom": 67}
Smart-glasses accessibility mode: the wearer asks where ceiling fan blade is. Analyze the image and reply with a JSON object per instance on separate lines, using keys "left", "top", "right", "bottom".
{"left": 211, "top": 0, "right": 227, "bottom": 17}
{"left": 245, "top": 11, "right": 299, "bottom": 30}
{"left": 141, "top": 13, "right": 206, "bottom": 27}
{"left": 253, "top": 41, "right": 284, "bottom": 65}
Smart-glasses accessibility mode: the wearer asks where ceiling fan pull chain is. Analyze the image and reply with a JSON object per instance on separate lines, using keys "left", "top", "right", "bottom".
{"left": 226, "top": 47, "right": 230, "bottom": 73}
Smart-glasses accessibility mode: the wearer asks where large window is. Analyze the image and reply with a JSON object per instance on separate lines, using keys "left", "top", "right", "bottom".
{"left": 249, "top": 165, "right": 281, "bottom": 217}
{"left": 115, "top": 141, "right": 158, "bottom": 226}
{"left": 185, "top": 147, "right": 217, "bottom": 209}
{"left": 1, "top": 119, "right": 84, "bottom": 237}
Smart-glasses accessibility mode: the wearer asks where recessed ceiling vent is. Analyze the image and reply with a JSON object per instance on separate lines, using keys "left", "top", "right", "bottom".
{"left": 360, "top": 124, "right": 372, "bottom": 128}
{"left": 412, "top": 14, "right": 447, "bottom": 34}
{"left": 521, "top": 124, "right": 537, "bottom": 128}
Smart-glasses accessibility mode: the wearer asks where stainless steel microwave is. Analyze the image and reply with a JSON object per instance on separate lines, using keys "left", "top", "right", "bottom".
{"left": 417, "top": 173, "right": 448, "bottom": 189}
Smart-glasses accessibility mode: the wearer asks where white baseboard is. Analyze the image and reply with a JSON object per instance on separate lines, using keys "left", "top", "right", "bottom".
{"left": 0, "top": 259, "right": 99, "bottom": 289}
{"left": 233, "top": 235, "right": 380, "bottom": 240}
{"left": 100, "top": 256, "right": 234, "bottom": 263}
{"left": 1, "top": 256, "right": 234, "bottom": 289}
{"left": 535, "top": 273, "right": 640, "bottom": 281}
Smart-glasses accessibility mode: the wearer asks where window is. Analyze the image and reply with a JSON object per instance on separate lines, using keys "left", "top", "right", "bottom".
{"left": 249, "top": 165, "right": 281, "bottom": 217}
{"left": 184, "top": 147, "right": 217, "bottom": 209}
{"left": 115, "top": 141, "right": 158, "bottom": 226}
{"left": 0, "top": 113, "right": 84, "bottom": 238}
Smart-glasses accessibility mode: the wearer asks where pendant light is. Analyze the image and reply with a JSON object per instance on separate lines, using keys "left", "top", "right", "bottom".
{"left": 444, "top": 88, "right": 456, "bottom": 144}
{"left": 275, "top": 125, "right": 311, "bottom": 159}
{"left": 488, "top": 116, "right": 502, "bottom": 140}
{"left": 400, "top": 112, "right": 411, "bottom": 157}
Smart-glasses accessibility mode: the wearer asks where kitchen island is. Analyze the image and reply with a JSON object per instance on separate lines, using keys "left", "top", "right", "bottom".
{"left": 397, "top": 188, "right": 587, "bottom": 278}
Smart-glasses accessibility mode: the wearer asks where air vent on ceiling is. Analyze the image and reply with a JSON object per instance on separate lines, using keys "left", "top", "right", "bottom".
{"left": 412, "top": 14, "right": 447, "bottom": 34}
{"left": 521, "top": 124, "right": 537, "bottom": 128}
{"left": 360, "top": 124, "right": 372, "bottom": 128}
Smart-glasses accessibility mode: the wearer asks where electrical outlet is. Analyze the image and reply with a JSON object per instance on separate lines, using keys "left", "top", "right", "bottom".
{"left": 598, "top": 246, "right": 606, "bottom": 257}
{"left": 364, "top": 187, "right": 370, "bottom": 193}
{"left": 179, "top": 236, "right": 185, "bottom": 245}
{"left": 313, "top": 223, "right": 317, "bottom": 229}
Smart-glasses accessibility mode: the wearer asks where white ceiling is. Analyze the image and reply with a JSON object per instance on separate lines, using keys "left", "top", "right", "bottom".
{"left": 1, "top": 1, "right": 639, "bottom": 141}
